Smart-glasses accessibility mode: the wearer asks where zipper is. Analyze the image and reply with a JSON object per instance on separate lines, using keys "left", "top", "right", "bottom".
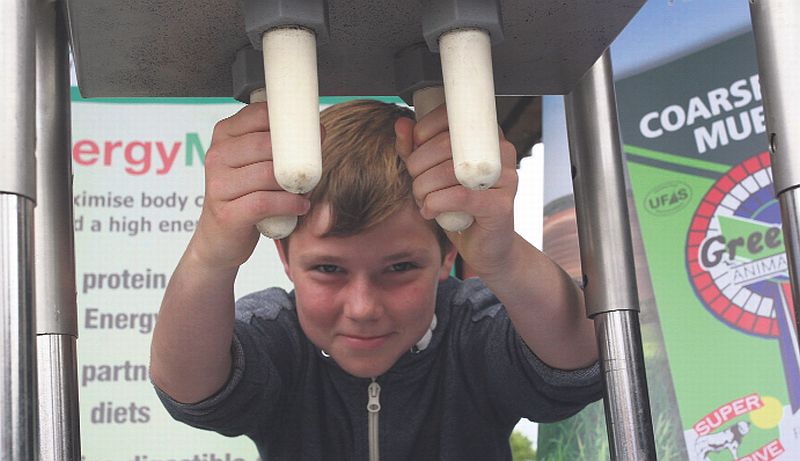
{"left": 367, "top": 378, "right": 381, "bottom": 461}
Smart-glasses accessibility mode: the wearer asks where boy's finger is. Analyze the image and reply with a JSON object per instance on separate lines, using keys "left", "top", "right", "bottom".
{"left": 212, "top": 102, "right": 270, "bottom": 145}
{"left": 411, "top": 160, "right": 458, "bottom": 204}
{"left": 418, "top": 186, "right": 471, "bottom": 220}
{"left": 412, "top": 103, "right": 449, "bottom": 147}
{"left": 208, "top": 132, "right": 273, "bottom": 169}
{"left": 500, "top": 139, "right": 517, "bottom": 166}
{"left": 226, "top": 190, "right": 311, "bottom": 226}
{"left": 412, "top": 103, "right": 506, "bottom": 147}
{"left": 211, "top": 161, "right": 281, "bottom": 201}
{"left": 394, "top": 117, "right": 415, "bottom": 161}
{"left": 403, "top": 131, "right": 452, "bottom": 179}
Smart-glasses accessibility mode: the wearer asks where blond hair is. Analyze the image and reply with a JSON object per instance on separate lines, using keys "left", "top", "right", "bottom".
{"left": 284, "top": 99, "right": 449, "bottom": 255}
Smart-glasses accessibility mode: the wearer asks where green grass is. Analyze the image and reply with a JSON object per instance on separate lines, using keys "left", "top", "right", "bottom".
{"left": 511, "top": 431, "right": 537, "bottom": 461}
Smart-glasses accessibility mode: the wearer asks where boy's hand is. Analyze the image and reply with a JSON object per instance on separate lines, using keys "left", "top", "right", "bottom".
{"left": 395, "top": 104, "right": 519, "bottom": 277}
{"left": 397, "top": 105, "right": 598, "bottom": 371}
{"left": 190, "top": 102, "right": 312, "bottom": 270}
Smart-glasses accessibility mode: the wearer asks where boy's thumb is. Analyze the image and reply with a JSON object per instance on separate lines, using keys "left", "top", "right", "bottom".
{"left": 394, "top": 117, "right": 414, "bottom": 160}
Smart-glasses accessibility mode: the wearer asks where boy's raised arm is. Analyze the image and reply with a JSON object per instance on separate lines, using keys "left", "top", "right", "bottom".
{"left": 150, "top": 244, "right": 239, "bottom": 404}
{"left": 149, "top": 103, "right": 311, "bottom": 403}
{"left": 396, "top": 106, "right": 598, "bottom": 370}
{"left": 474, "top": 235, "right": 598, "bottom": 370}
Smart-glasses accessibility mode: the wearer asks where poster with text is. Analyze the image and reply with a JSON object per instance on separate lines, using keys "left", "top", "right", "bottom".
{"left": 618, "top": 33, "right": 800, "bottom": 461}
{"left": 72, "top": 94, "right": 282, "bottom": 461}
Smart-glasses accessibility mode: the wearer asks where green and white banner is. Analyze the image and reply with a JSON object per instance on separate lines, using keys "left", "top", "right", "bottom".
{"left": 618, "top": 33, "right": 800, "bottom": 461}
{"left": 72, "top": 94, "right": 273, "bottom": 461}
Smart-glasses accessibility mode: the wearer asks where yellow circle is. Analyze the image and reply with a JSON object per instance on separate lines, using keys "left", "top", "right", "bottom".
{"left": 749, "top": 396, "right": 784, "bottom": 429}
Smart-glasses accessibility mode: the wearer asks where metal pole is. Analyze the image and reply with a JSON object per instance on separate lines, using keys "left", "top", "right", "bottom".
{"left": 35, "top": 0, "right": 81, "bottom": 459}
{"left": 1, "top": 0, "right": 39, "bottom": 459}
{"left": 749, "top": 0, "right": 800, "bottom": 365}
{"left": 0, "top": 199, "right": 36, "bottom": 461}
{"left": 564, "top": 49, "right": 657, "bottom": 460}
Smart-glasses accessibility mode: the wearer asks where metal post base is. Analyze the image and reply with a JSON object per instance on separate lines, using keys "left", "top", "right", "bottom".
{"left": 37, "top": 335, "right": 80, "bottom": 461}
{"left": 594, "top": 310, "right": 655, "bottom": 460}
{"left": 1, "top": 194, "right": 37, "bottom": 460}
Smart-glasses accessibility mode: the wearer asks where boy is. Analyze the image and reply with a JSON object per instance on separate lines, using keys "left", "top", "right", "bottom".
{"left": 150, "top": 99, "right": 601, "bottom": 460}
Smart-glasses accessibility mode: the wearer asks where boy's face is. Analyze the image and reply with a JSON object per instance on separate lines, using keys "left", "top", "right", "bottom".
{"left": 276, "top": 203, "right": 456, "bottom": 378}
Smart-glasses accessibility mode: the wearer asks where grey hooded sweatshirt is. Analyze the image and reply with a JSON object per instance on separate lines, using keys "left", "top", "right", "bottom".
{"left": 156, "top": 277, "right": 602, "bottom": 460}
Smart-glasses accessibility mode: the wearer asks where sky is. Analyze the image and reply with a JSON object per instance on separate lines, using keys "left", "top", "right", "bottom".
{"left": 613, "top": 0, "right": 752, "bottom": 78}
{"left": 543, "top": 0, "right": 755, "bottom": 204}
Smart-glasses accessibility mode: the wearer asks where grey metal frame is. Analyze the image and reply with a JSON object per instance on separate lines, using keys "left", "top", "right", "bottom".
{"left": 2, "top": 0, "right": 80, "bottom": 459}
{"left": 0, "top": 197, "right": 37, "bottom": 460}
{"left": 565, "top": 49, "right": 657, "bottom": 460}
{"left": 1, "top": 0, "right": 39, "bottom": 459}
{"left": 3, "top": 1, "right": 799, "bottom": 460}
{"left": 35, "top": 0, "right": 82, "bottom": 459}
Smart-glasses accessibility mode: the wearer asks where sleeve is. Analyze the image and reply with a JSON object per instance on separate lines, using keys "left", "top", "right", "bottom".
{"left": 450, "top": 278, "right": 603, "bottom": 425}
{"left": 154, "top": 288, "right": 302, "bottom": 439}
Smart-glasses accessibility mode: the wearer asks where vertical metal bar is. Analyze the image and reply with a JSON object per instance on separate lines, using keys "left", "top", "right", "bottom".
{"left": 749, "top": 0, "right": 800, "bottom": 364}
{"left": 1, "top": 198, "right": 37, "bottom": 461}
{"left": 35, "top": 0, "right": 81, "bottom": 459}
{"left": 1, "top": 0, "right": 39, "bottom": 459}
{"left": 0, "top": 0, "right": 37, "bottom": 200}
{"left": 37, "top": 337, "right": 79, "bottom": 461}
{"left": 564, "top": 49, "right": 657, "bottom": 460}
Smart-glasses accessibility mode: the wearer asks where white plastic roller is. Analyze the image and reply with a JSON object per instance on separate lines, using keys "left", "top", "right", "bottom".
{"left": 262, "top": 27, "right": 322, "bottom": 195}
{"left": 241, "top": 2, "right": 326, "bottom": 240}
{"left": 247, "top": 26, "right": 322, "bottom": 239}
{"left": 438, "top": 28, "right": 502, "bottom": 191}
{"left": 249, "top": 88, "right": 301, "bottom": 239}
{"left": 412, "top": 86, "right": 475, "bottom": 232}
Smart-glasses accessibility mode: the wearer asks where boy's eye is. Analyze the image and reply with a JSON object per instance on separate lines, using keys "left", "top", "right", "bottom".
{"left": 315, "top": 264, "right": 341, "bottom": 274}
{"left": 389, "top": 262, "right": 417, "bottom": 272}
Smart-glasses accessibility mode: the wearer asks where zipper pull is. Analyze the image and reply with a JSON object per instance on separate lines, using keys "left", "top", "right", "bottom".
{"left": 367, "top": 379, "right": 381, "bottom": 413}
{"left": 367, "top": 379, "right": 382, "bottom": 461}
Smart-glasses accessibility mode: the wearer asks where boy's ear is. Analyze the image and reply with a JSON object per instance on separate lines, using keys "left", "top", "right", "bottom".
{"left": 438, "top": 244, "right": 458, "bottom": 281}
{"left": 274, "top": 240, "right": 293, "bottom": 282}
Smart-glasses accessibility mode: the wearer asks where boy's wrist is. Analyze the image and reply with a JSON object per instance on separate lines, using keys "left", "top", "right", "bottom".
{"left": 466, "top": 232, "right": 524, "bottom": 283}
{"left": 189, "top": 215, "right": 258, "bottom": 271}
{"left": 184, "top": 233, "right": 243, "bottom": 280}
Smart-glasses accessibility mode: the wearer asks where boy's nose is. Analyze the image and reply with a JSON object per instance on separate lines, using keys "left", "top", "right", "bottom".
{"left": 342, "top": 277, "right": 383, "bottom": 321}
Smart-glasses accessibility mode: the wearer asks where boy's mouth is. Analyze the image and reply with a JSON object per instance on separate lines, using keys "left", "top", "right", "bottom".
{"left": 340, "top": 333, "right": 392, "bottom": 350}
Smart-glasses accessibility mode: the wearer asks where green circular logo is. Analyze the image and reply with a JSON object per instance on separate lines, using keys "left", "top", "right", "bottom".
{"left": 644, "top": 181, "right": 692, "bottom": 216}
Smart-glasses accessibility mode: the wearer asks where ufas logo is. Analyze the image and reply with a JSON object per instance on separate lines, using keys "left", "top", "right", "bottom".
{"left": 644, "top": 181, "right": 692, "bottom": 216}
